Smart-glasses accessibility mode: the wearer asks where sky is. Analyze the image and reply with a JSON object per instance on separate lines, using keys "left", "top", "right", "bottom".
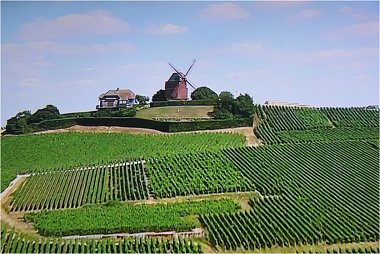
{"left": 1, "top": 1, "right": 379, "bottom": 126}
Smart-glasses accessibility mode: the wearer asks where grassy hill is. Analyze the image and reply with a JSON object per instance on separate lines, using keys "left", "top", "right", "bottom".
{"left": 135, "top": 106, "right": 214, "bottom": 120}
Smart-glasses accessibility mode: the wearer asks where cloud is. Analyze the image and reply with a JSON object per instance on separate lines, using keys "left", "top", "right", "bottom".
{"left": 201, "top": 3, "right": 249, "bottom": 20}
{"left": 230, "top": 42, "right": 265, "bottom": 55}
{"left": 20, "top": 79, "right": 42, "bottom": 87}
{"left": 285, "top": 9, "right": 321, "bottom": 22}
{"left": 2, "top": 41, "right": 134, "bottom": 57}
{"left": 18, "top": 9, "right": 131, "bottom": 41}
{"left": 338, "top": 6, "right": 367, "bottom": 20}
{"left": 259, "top": 1, "right": 307, "bottom": 9}
{"left": 148, "top": 24, "right": 187, "bottom": 35}
{"left": 204, "top": 42, "right": 265, "bottom": 56}
{"left": 330, "top": 21, "right": 379, "bottom": 39}
{"left": 71, "top": 79, "right": 100, "bottom": 87}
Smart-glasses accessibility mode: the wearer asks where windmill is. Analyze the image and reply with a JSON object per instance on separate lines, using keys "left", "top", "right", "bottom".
{"left": 165, "top": 59, "right": 197, "bottom": 100}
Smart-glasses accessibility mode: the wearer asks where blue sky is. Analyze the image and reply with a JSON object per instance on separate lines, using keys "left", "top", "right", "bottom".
{"left": 1, "top": 1, "right": 379, "bottom": 125}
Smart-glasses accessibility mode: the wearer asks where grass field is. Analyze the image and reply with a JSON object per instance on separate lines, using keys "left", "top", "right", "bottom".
{"left": 136, "top": 106, "right": 214, "bottom": 120}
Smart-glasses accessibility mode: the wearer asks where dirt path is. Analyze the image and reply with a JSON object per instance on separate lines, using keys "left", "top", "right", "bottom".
{"left": 32, "top": 125, "right": 260, "bottom": 146}
{"left": 61, "top": 228, "right": 203, "bottom": 240}
{"left": 0, "top": 175, "right": 37, "bottom": 235}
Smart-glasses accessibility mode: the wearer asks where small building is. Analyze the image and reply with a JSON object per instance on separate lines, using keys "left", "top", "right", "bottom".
{"left": 264, "top": 100, "right": 312, "bottom": 108}
{"left": 97, "top": 88, "right": 136, "bottom": 110}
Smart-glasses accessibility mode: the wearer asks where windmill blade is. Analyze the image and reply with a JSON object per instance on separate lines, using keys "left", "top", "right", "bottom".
{"left": 186, "top": 79, "right": 196, "bottom": 90}
{"left": 185, "top": 59, "right": 196, "bottom": 76}
{"left": 168, "top": 62, "right": 183, "bottom": 77}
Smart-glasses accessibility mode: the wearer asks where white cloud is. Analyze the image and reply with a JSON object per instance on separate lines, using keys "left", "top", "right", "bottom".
{"left": 231, "top": 42, "right": 264, "bottom": 55}
{"left": 18, "top": 9, "right": 131, "bottom": 41}
{"left": 148, "top": 24, "right": 187, "bottom": 35}
{"left": 259, "top": 1, "right": 308, "bottom": 9}
{"left": 201, "top": 3, "right": 249, "bottom": 20}
{"left": 84, "top": 67, "right": 96, "bottom": 71}
{"left": 285, "top": 9, "right": 321, "bottom": 22}
{"left": 338, "top": 6, "right": 367, "bottom": 20}
{"left": 20, "top": 79, "right": 42, "bottom": 87}
{"left": 204, "top": 42, "right": 265, "bottom": 56}
{"left": 2, "top": 41, "right": 134, "bottom": 56}
{"left": 330, "top": 21, "right": 379, "bottom": 39}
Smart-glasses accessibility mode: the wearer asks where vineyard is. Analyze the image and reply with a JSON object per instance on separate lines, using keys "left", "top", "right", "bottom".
{"left": 146, "top": 152, "right": 252, "bottom": 198}
{"left": 1, "top": 106, "right": 379, "bottom": 253}
{"left": 0, "top": 227, "right": 202, "bottom": 254}
{"left": 25, "top": 199, "right": 239, "bottom": 237}
{"left": 10, "top": 161, "right": 148, "bottom": 212}
{"left": 254, "top": 106, "right": 379, "bottom": 144}
{"left": 1, "top": 132, "right": 245, "bottom": 192}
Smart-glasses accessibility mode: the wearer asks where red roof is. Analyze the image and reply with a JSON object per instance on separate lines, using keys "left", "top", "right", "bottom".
{"left": 99, "top": 89, "right": 135, "bottom": 100}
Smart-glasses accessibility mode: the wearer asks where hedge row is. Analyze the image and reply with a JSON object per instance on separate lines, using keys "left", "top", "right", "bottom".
{"left": 150, "top": 99, "right": 217, "bottom": 108}
{"left": 20, "top": 117, "right": 252, "bottom": 133}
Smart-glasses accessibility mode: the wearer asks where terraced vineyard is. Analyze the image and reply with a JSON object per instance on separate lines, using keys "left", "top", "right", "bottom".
{"left": 11, "top": 161, "right": 148, "bottom": 212}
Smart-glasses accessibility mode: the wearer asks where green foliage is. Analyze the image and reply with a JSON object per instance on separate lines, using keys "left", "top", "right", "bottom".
{"left": 234, "top": 94, "right": 255, "bottom": 118}
{"left": 91, "top": 107, "right": 137, "bottom": 118}
{"left": 213, "top": 92, "right": 254, "bottom": 119}
{"left": 5, "top": 110, "right": 32, "bottom": 134}
{"left": 152, "top": 89, "right": 167, "bottom": 102}
{"left": 10, "top": 161, "right": 149, "bottom": 212}
{"left": 28, "top": 105, "right": 61, "bottom": 124}
{"left": 278, "top": 127, "right": 379, "bottom": 143}
{"left": 150, "top": 99, "right": 217, "bottom": 107}
{"left": 135, "top": 94, "right": 149, "bottom": 105}
{"left": 1, "top": 132, "right": 245, "bottom": 192}
{"left": 0, "top": 227, "right": 203, "bottom": 253}
{"left": 202, "top": 140, "right": 379, "bottom": 250}
{"left": 147, "top": 151, "right": 252, "bottom": 198}
{"left": 25, "top": 199, "right": 239, "bottom": 236}
{"left": 190, "top": 86, "right": 218, "bottom": 101}
{"left": 167, "top": 118, "right": 252, "bottom": 132}
{"left": 254, "top": 105, "right": 379, "bottom": 144}
{"left": 6, "top": 105, "right": 61, "bottom": 134}
{"left": 321, "top": 107, "right": 379, "bottom": 128}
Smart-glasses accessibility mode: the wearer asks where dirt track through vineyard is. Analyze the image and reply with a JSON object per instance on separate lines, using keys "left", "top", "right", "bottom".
{"left": 0, "top": 174, "right": 38, "bottom": 235}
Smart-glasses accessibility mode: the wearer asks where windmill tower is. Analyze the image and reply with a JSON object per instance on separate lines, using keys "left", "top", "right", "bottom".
{"left": 165, "top": 59, "right": 196, "bottom": 100}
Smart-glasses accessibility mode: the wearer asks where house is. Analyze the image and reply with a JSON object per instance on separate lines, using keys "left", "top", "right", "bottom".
{"left": 97, "top": 88, "right": 136, "bottom": 110}
{"left": 264, "top": 100, "right": 312, "bottom": 108}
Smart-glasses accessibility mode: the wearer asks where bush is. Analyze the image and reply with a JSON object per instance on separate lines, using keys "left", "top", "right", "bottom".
{"left": 150, "top": 99, "right": 217, "bottom": 108}
{"left": 168, "top": 118, "right": 252, "bottom": 132}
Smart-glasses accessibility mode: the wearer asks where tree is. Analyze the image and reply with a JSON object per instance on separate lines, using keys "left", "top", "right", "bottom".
{"left": 218, "top": 91, "right": 235, "bottom": 111}
{"left": 213, "top": 92, "right": 235, "bottom": 119}
{"left": 233, "top": 93, "right": 254, "bottom": 118}
{"left": 6, "top": 110, "right": 32, "bottom": 133}
{"left": 152, "top": 89, "right": 167, "bottom": 102}
{"left": 28, "top": 105, "right": 61, "bottom": 124}
{"left": 213, "top": 91, "right": 254, "bottom": 119}
{"left": 135, "top": 95, "right": 149, "bottom": 105}
{"left": 190, "top": 86, "right": 218, "bottom": 101}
